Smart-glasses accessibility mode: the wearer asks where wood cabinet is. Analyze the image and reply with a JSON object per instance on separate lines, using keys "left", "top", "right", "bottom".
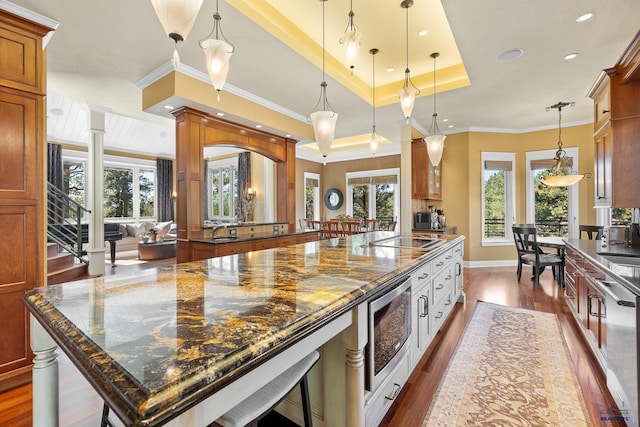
{"left": 588, "top": 31, "right": 640, "bottom": 208}
{"left": 0, "top": 10, "right": 52, "bottom": 389}
{"left": 411, "top": 139, "right": 442, "bottom": 200}
{"left": 190, "top": 232, "right": 319, "bottom": 261}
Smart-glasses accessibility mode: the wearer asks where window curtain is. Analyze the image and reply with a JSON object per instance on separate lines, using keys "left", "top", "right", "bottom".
{"left": 47, "top": 143, "right": 64, "bottom": 222}
{"left": 237, "top": 152, "right": 251, "bottom": 222}
{"left": 156, "top": 159, "right": 173, "bottom": 222}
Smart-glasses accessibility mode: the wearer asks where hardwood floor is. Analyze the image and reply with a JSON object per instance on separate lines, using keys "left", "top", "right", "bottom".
{"left": 1, "top": 266, "right": 624, "bottom": 426}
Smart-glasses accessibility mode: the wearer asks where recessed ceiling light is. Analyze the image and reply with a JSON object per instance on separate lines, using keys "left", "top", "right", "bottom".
{"left": 442, "top": 118, "right": 449, "bottom": 122}
{"left": 50, "top": 108, "right": 64, "bottom": 116}
{"left": 216, "top": 112, "right": 224, "bottom": 117}
{"left": 163, "top": 105, "right": 174, "bottom": 110}
{"left": 563, "top": 53, "right": 579, "bottom": 60}
{"left": 576, "top": 12, "right": 594, "bottom": 22}
{"left": 448, "top": 125, "right": 453, "bottom": 129}
{"left": 386, "top": 67, "right": 395, "bottom": 72}
{"left": 255, "top": 124, "right": 262, "bottom": 129}
{"left": 418, "top": 30, "right": 428, "bottom": 37}
{"left": 497, "top": 48, "right": 524, "bottom": 62}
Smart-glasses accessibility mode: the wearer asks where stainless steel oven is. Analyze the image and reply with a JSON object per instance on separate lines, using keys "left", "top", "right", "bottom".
{"left": 366, "top": 276, "right": 412, "bottom": 391}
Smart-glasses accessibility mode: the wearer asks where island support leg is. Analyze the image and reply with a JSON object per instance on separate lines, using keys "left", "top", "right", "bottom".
{"left": 31, "top": 315, "right": 59, "bottom": 427}
{"left": 343, "top": 303, "right": 368, "bottom": 427}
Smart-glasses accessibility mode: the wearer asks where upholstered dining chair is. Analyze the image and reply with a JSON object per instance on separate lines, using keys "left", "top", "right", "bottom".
{"left": 579, "top": 225, "right": 604, "bottom": 240}
{"left": 512, "top": 225, "right": 564, "bottom": 287}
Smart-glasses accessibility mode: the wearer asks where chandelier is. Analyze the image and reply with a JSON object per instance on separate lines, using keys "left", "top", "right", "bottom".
{"left": 540, "top": 101, "right": 591, "bottom": 187}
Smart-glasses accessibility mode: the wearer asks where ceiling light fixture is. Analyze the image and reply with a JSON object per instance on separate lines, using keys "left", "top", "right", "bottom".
{"left": 199, "top": 0, "right": 235, "bottom": 101}
{"left": 576, "top": 12, "right": 594, "bottom": 22}
{"left": 563, "top": 53, "right": 579, "bottom": 60}
{"left": 339, "top": 0, "right": 361, "bottom": 73}
{"left": 150, "top": 0, "right": 204, "bottom": 68}
{"left": 540, "top": 101, "right": 592, "bottom": 187}
{"left": 309, "top": 0, "right": 338, "bottom": 159}
{"left": 369, "top": 48, "right": 380, "bottom": 156}
{"left": 497, "top": 48, "right": 524, "bottom": 62}
{"left": 424, "top": 52, "right": 445, "bottom": 167}
{"left": 399, "top": 0, "right": 420, "bottom": 122}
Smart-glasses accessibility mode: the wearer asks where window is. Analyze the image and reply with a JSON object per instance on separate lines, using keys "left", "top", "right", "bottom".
{"left": 61, "top": 151, "right": 157, "bottom": 221}
{"left": 525, "top": 148, "right": 579, "bottom": 238}
{"left": 304, "top": 172, "right": 320, "bottom": 220}
{"left": 612, "top": 208, "right": 632, "bottom": 225}
{"left": 208, "top": 160, "right": 239, "bottom": 221}
{"left": 346, "top": 168, "right": 400, "bottom": 227}
{"left": 481, "top": 152, "right": 515, "bottom": 245}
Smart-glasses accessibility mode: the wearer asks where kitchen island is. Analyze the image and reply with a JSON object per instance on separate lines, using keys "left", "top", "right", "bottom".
{"left": 24, "top": 231, "right": 464, "bottom": 427}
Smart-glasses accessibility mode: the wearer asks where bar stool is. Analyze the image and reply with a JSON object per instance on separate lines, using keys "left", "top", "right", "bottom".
{"left": 579, "top": 225, "right": 604, "bottom": 240}
{"left": 216, "top": 350, "right": 320, "bottom": 427}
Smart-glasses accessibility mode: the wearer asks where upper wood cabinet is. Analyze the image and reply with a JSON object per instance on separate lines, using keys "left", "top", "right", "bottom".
{"left": 411, "top": 139, "right": 442, "bottom": 200}
{"left": 588, "top": 30, "right": 640, "bottom": 208}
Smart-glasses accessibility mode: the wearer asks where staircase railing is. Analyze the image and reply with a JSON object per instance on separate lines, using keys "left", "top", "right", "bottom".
{"left": 47, "top": 182, "right": 91, "bottom": 263}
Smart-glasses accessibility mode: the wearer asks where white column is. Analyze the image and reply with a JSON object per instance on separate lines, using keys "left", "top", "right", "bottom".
{"left": 87, "top": 107, "right": 106, "bottom": 276}
{"left": 31, "top": 315, "right": 59, "bottom": 427}
{"left": 400, "top": 124, "right": 413, "bottom": 233}
{"left": 342, "top": 303, "right": 368, "bottom": 427}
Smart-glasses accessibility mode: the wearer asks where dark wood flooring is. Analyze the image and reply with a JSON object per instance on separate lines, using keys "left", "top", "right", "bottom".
{"left": 1, "top": 264, "right": 624, "bottom": 426}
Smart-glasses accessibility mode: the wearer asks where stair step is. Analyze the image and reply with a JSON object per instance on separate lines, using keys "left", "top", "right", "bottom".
{"left": 47, "top": 242, "right": 60, "bottom": 257}
{"left": 47, "top": 252, "right": 76, "bottom": 271}
{"left": 47, "top": 264, "right": 89, "bottom": 285}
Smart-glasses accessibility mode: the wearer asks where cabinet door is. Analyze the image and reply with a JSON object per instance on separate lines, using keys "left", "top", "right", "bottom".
{"left": 428, "top": 162, "right": 442, "bottom": 200}
{"left": 594, "top": 125, "right": 612, "bottom": 207}
{"left": 411, "top": 140, "right": 442, "bottom": 200}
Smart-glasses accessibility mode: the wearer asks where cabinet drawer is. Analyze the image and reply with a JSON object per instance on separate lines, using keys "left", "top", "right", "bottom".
{"left": 452, "top": 242, "right": 464, "bottom": 259}
{"left": 217, "top": 242, "right": 253, "bottom": 256}
{"left": 432, "top": 291, "right": 454, "bottom": 333}
{"left": 277, "top": 236, "right": 297, "bottom": 247}
{"left": 412, "top": 261, "right": 432, "bottom": 288}
{"left": 296, "top": 232, "right": 319, "bottom": 243}
{"left": 432, "top": 265, "right": 453, "bottom": 306}
{"left": 432, "top": 249, "right": 453, "bottom": 274}
{"left": 254, "top": 238, "right": 278, "bottom": 251}
{"left": 365, "top": 351, "right": 411, "bottom": 427}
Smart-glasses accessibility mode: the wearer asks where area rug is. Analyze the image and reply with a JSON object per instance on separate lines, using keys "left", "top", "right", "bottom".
{"left": 423, "top": 301, "right": 593, "bottom": 426}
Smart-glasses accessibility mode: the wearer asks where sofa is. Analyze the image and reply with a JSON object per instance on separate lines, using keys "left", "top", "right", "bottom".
{"left": 105, "top": 221, "right": 176, "bottom": 254}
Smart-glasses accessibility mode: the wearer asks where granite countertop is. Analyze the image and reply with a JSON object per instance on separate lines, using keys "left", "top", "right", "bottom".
{"left": 564, "top": 238, "right": 640, "bottom": 294}
{"left": 24, "top": 231, "right": 464, "bottom": 426}
{"left": 191, "top": 228, "right": 316, "bottom": 244}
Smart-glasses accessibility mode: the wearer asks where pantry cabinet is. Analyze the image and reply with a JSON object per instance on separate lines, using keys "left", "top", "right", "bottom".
{"left": 411, "top": 139, "right": 442, "bottom": 200}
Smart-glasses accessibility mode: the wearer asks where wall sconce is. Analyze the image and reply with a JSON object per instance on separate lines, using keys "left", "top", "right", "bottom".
{"left": 247, "top": 188, "right": 255, "bottom": 201}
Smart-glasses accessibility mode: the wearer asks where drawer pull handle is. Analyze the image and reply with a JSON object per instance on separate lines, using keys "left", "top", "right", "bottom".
{"left": 436, "top": 284, "right": 444, "bottom": 290}
{"left": 435, "top": 311, "right": 443, "bottom": 319}
{"left": 445, "top": 275, "right": 452, "bottom": 281}
{"left": 419, "top": 273, "right": 429, "bottom": 280}
{"left": 446, "top": 255, "right": 452, "bottom": 260}
{"left": 385, "top": 383, "right": 401, "bottom": 401}
{"left": 436, "top": 261, "right": 444, "bottom": 267}
{"left": 445, "top": 297, "right": 451, "bottom": 306}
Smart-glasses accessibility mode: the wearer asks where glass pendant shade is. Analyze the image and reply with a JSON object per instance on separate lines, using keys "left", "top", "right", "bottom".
{"left": 201, "top": 38, "right": 233, "bottom": 93}
{"left": 540, "top": 174, "right": 585, "bottom": 187}
{"left": 150, "top": 0, "right": 203, "bottom": 42}
{"left": 425, "top": 134, "right": 445, "bottom": 167}
{"left": 399, "top": 84, "right": 417, "bottom": 120}
{"left": 342, "top": 29, "right": 361, "bottom": 65}
{"left": 370, "top": 131, "right": 381, "bottom": 156}
{"left": 310, "top": 110, "right": 338, "bottom": 158}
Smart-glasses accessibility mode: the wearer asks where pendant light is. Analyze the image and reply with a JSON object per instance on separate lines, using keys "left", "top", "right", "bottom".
{"left": 309, "top": 0, "right": 338, "bottom": 159}
{"left": 424, "top": 52, "right": 445, "bottom": 167}
{"left": 399, "top": 0, "right": 420, "bottom": 122}
{"left": 540, "top": 101, "right": 591, "bottom": 187}
{"left": 369, "top": 48, "right": 381, "bottom": 156}
{"left": 339, "top": 0, "right": 362, "bottom": 73}
{"left": 150, "top": 0, "right": 204, "bottom": 68}
{"left": 199, "top": 0, "right": 235, "bottom": 101}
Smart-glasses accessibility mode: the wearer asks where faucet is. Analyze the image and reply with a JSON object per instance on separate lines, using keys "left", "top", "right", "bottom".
{"left": 210, "top": 224, "right": 228, "bottom": 238}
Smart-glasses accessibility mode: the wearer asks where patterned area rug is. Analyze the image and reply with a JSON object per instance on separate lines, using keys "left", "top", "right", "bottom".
{"left": 423, "top": 302, "right": 593, "bottom": 426}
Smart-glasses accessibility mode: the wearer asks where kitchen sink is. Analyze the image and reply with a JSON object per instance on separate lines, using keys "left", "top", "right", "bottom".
{"left": 597, "top": 252, "right": 640, "bottom": 267}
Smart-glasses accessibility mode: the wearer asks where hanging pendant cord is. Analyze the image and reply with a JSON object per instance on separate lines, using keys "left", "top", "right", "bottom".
{"left": 322, "top": 0, "right": 326, "bottom": 110}
{"left": 405, "top": 7, "right": 409, "bottom": 76}
{"left": 373, "top": 51, "right": 376, "bottom": 131}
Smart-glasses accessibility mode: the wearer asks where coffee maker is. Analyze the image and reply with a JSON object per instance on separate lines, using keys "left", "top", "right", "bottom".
{"left": 415, "top": 211, "right": 431, "bottom": 229}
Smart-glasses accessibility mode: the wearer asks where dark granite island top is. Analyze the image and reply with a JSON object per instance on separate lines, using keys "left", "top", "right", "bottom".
{"left": 24, "top": 231, "right": 464, "bottom": 426}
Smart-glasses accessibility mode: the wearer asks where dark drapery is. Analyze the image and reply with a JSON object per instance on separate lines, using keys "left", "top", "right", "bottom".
{"left": 237, "top": 152, "right": 251, "bottom": 221}
{"left": 156, "top": 159, "right": 173, "bottom": 221}
{"left": 47, "top": 143, "right": 64, "bottom": 222}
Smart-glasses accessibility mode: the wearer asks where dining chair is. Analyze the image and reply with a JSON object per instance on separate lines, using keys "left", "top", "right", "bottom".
{"left": 299, "top": 218, "right": 309, "bottom": 230}
{"left": 341, "top": 220, "right": 362, "bottom": 236}
{"left": 512, "top": 225, "right": 564, "bottom": 287}
{"left": 320, "top": 220, "right": 339, "bottom": 239}
{"left": 363, "top": 219, "right": 379, "bottom": 232}
{"left": 579, "top": 225, "right": 604, "bottom": 240}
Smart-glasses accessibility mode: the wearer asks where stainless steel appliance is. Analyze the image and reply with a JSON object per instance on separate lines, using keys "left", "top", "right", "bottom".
{"left": 600, "top": 278, "right": 639, "bottom": 426}
{"left": 366, "top": 276, "right": 412, "bottom": 391}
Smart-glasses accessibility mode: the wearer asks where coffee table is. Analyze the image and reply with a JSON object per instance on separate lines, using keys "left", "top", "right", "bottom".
{"left": 138, "top": 240, "right": 176, "bottom": 260}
